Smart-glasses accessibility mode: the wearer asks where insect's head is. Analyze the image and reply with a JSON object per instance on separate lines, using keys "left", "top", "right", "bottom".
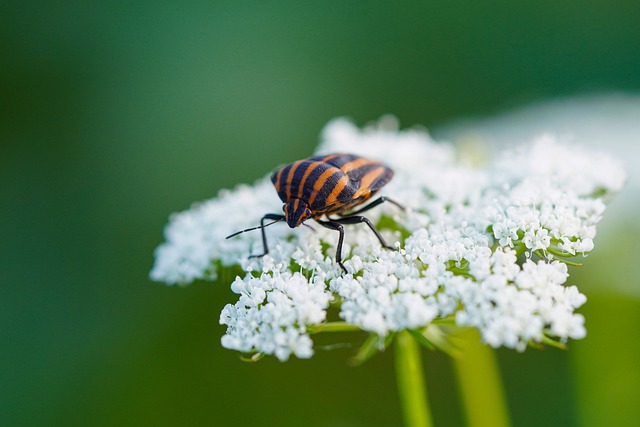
{"left": 283, "top": 199, "right": 312, "bottom": 228}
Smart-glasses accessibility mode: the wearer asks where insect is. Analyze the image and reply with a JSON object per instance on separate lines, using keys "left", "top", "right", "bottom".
{"left": 226, "top": 153, "right": 404, "bottom": 273}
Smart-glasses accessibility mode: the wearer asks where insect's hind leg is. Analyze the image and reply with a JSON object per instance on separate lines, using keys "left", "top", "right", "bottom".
{"left": 248, "top": 213, "right": 286, "bottom": 258}
{"left": 333, "top": 215, "right": 395, "bottom": 250}
{"left": 338, "top": 196, "right": 404, "bottom": 217}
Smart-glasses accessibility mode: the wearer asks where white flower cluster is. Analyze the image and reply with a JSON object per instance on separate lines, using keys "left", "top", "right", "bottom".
{"left": 151, "top": 117, "right": 624, "bottom": 361}
{"left": 149, "top": 181, "right": 283, "bottom": 284}
{"left": 220, "top": 271, "right": 332, "bottom": 361}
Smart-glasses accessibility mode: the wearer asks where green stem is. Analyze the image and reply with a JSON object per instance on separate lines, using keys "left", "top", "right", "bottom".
{"left": 546, "top": 246, "right": 583, "bottom": 266}
{"left": 451, "top": 329, "right": 511, "bottom": 427}
{"left": 395, "top": 331, "right": 433, "bottom": 427}
{"left": 307, "top": 322, "right": 361, "bottom": 334}
{"left": 540, "top": 335, "right": 567, "bottom": 350}
{"left": 514, "top": 242, "right": 528, "bottom": 257}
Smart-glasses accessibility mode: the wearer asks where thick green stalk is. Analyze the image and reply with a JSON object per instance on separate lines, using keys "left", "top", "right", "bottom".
{"left": 395, "top": 331, "right": 433, "bottom": 427}
{"left": 451, "top": 329, "right": 511, "bottom": 427}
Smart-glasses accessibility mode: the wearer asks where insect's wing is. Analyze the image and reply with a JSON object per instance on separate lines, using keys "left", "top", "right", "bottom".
{"left": 325, "top": 158, "right": 394, "bottom": 212}
{"left": 342, "top": 158, "right": 394, "bottom": 198}
{"left": 314, "top": 153, "right": 394, "bottom": 195}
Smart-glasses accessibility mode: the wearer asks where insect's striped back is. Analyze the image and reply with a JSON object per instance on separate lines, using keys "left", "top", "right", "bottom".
{"left": 271, "top": 154, "right": 342, "bottom": 204}
{"left": 271, "top": 153, "right": 393, "bottom": 217}
{"left": 334, "top": 156, "right": 392, "bottom": 192}
{"left": 319, "top": 155, "right": 392, "bottom": 211}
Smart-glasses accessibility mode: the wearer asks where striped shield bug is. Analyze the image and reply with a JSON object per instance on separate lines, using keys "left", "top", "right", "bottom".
{"left": 226, "top": 153, "right": 404, "bottom": 273}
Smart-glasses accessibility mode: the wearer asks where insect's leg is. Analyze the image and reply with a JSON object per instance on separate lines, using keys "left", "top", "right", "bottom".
{"left": 316, "top": 220, "right": 347, "bottom": 273}
{"left": 338, "top": 196, "right": 405, "bottom": 217}
{"left": 248, "top": 213, "right": 286, "bottom": 258}
{"left": 333, "top": 215, "right": 395, "bottom": 250}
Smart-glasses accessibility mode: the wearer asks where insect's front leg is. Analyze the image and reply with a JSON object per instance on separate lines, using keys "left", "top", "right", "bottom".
{"left": 248, "top": 213, "right": 286, "bottom": 258}
{"left": 316, "top": 219, "right": 347, "bottom": 274}
{"left": 333, "top": 215, "right": 395, "bottom": 250}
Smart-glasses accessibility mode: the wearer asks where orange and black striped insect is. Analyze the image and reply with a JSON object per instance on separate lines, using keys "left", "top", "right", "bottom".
{"left": 226, "top": 153, "right": 404, "bottom": 273}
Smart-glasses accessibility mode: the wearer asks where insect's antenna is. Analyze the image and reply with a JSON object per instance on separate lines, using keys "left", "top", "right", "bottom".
{"left": 225, "top": 218, "right": 284, "bottom": 239}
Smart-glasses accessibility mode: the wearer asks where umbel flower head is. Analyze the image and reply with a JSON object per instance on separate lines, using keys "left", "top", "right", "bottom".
{"left": 151, "top": 117, "right": 625, "bottom": 361}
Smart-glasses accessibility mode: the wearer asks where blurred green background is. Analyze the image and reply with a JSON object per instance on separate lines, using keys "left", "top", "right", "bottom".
{"left": 2, "top": 1, "right": 639, "bottom": 426}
